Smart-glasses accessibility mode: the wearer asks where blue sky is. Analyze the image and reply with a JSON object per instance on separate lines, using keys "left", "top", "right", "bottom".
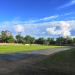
{"left": 0, "top": 0, "right": 75, "bottom": 38}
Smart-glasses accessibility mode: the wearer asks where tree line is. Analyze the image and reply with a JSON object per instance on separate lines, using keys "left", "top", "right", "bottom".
{"left": 0, "top": 30, "right": 75, "bottom": 46}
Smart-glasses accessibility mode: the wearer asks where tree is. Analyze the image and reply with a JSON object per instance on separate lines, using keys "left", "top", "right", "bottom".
{"left": 73, "top": 38, "right": 75, "bottom": 45}
{"left": 15, "top": 34, "right": 24, "bottom": 43}
{"left": 56, "top": 37, "right": 73, "bottom": 46}
{"left": 66, "top": 37, "right": 73, "bottom": 45}
{"left": 1, "top": 31, "right": 7, "bottom": 43}
{"left": 56, "top": 37, "right": 65, "bottom": 45}
{"left": 47, "top": 38, "right": 55, "bottom": 45}
{"left": 1, "top": 30, "right": 14, "bottom": 43}
{"left": 6, "top": 35, "right": 14, "bottom": 43}
{"left": 35, "top": 37, "right": 46, "bottom": 45}
{"left": 24, "top": 35, "right": 35, "bottom": 44}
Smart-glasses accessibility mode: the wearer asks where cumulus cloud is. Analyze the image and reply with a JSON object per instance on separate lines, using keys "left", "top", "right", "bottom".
{"left": 14, "top": 25, "right": 25, "bottom": 33}
{"left": 60, "top": 21, "right": 71, "bottom": 37}
{"left": 0, "top": 19, "right": 75, "bottom": 38}
{"left": 46, "top": 21, "right": 72, "bottom": 38}
{"left": 46, "top": 27, "right": 61, "bottom": 35}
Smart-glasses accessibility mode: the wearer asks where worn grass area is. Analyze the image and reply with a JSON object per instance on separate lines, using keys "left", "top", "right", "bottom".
{"left": 0, "top": 44, "right": 62, "bottom": 53}
{"left": 37, "top": 48, "right": 75, "bottom": 75}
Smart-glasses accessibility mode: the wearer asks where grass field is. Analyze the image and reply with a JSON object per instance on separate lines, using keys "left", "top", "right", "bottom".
{"left": 36, "top": 48, "right": 75, "bottom": 75}
{"left": 0, "top": 43, "right": 62, "bottom": 53}
{"left": 0, "top": 43, "right": 73, "bottom": 75}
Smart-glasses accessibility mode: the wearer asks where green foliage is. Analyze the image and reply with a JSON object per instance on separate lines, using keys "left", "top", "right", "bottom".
{"left": 1, "top": 31, "right": 7, "bottom": 42}
{"left": 1, "top": 31, "right": 14, "bottom": 43}
{"left": 0, "top": 30, "right": 75, "bottom": 46}
{"left": 47, "top": 38, "right": 55, "bottom": 45}
{"left": 35, "top": 37, "right": 46, "bottom": 44}
{"left": 16, "top": 34, "right": 24, "bottom": 43}
{"left": 24, "top": 35, "right": 35, "bottom": 44}
{"left": 56, "top": 37, "right": 73, "bottom": 45}
{"left": 6, "top": 35, "right": 14, "bottom": 43}
{"left": 73, "top": 38, "right": 75, "bottom": 44}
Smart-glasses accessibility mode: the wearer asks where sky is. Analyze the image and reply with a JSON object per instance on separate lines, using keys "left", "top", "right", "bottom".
{"left": 0, "top": 0, "right": 75, "bottom": 38}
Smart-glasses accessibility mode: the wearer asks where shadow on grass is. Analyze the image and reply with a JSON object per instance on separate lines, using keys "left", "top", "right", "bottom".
{"left": 0, "top": 53, "right": 47, "bottom": 61}
{"left": 0, "top": 48, "right": 75, "bottom": 75}
{"left": 0, "top": 53, "right": 48, "bottom": 75}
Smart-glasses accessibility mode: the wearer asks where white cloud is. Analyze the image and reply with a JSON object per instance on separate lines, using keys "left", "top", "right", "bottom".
{"left": 61, "top": 12, "right": 74, "bottom": 16}
{"left": 46, "top": 21, "right": 72, "bottom": 38}
{"left": 58, "top": 0, "right": 75, "bottom": 9}
{"left": 14, "top": 25, "right": 25, "bottom": 33}
{"left": 0, "top": 19, "right": 75, "bottom": 38}
{"left": 60, "top": 21, "right": 71, "bottom": 37}
{"left": 40, "top": 15, "right": 58, "bottom": 21}
{"left": 46, "top": 27, "right": 61, "bottom": 35}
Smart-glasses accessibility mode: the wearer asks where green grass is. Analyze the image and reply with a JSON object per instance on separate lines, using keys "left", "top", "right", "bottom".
{"left": 0, "top": 44, "right": 62, "bottom": 53}
{"left": 37, "top": 48, "right": 75, "bottom": 75}
{"left": 40, "top": 48, "right": 75, "bottom": 65}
